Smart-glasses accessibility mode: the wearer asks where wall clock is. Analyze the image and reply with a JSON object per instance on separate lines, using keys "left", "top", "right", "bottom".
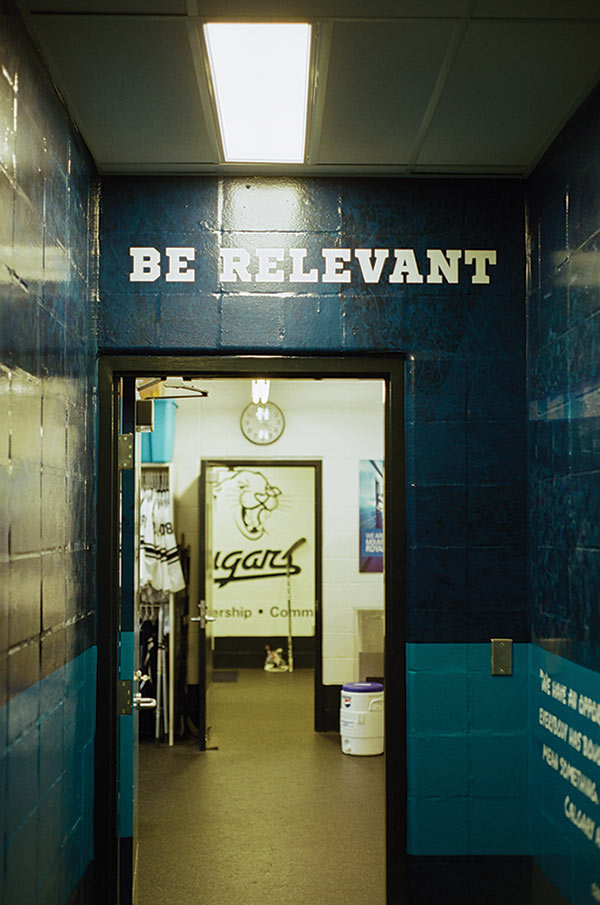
{"left": 240, "top": 402, "right": 285, "bottom": 445}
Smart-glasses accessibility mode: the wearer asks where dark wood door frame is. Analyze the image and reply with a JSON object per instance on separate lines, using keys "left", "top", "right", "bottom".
{"left": 95, "top": 352, "right": 406, "bottom": 904}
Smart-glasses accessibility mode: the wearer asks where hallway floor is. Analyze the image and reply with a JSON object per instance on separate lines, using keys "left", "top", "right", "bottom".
{"left": 137, "top": 668, "right": 386, "bottom": 905}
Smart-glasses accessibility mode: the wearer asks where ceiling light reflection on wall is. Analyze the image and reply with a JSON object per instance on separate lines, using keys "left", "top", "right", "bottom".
{"left": 204, "top": 23, "right": 311, "bottom": 163}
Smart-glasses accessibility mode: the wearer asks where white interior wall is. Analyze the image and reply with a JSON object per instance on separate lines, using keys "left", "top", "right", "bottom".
{"left": 170, "top": 378, "right": 384, "bottom": 685}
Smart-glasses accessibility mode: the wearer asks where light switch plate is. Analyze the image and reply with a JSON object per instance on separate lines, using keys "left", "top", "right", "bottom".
{"left": 491, "top": 638, "right": 513, "bottom": 676}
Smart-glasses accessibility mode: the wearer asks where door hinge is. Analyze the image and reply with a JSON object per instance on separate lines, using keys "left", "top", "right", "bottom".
{"left": 117, "top": 679, "right": 132, "bottom": 715}
{"left": 118, "top": 433, "right": 134, "bottom": 470}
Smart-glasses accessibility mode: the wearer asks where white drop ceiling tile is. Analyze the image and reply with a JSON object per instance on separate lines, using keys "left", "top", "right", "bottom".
{"left": 318, "top": 20, "right": 457, "bottom": 165}
{"left": 28, "top": 1, "right": 187, "bottom": 11}
{"left": 473, "top": 0, "right": 600, "bottom": 18}
{"left": 32, "top": 17, "right": 214, "bottom": 165}
{"left": 186, "top": 0, "right": 468, "bottom": 15}
{"left": 25, "top": 0, "right": 600, "bottom": 18}
{"left": 418, "top": 21, "right": 600, "bottom": 170}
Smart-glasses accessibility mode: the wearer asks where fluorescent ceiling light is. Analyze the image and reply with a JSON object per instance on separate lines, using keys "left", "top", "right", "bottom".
{"left": 204, "top": 23, "right": 311, "bottom": 163}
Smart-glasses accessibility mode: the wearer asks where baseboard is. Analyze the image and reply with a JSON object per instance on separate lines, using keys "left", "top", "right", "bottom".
{"left": 531, "top": 860, "right": 570, "bottom": 905}
{"left": 318, "top": 683, "right": 342, "bottom": 731}
{"left": 119, "top": 837, "right": 133, "bottom": 905}
{"left": 405, "top": 855, "right": 532, "bottom": 905}
{"left": 213, "top": 636, "right": 315, "bottom": 670}
{"left": 66, "top": 861, "right": 95, "bottom": 905}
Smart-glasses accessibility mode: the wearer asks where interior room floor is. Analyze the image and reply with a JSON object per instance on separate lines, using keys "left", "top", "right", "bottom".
{"left": 137, "top": 668, "right": 386, "bottom": 905}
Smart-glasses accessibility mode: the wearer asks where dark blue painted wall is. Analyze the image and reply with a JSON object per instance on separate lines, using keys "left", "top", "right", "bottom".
{"left": 5, "top": 0, "right": 600, "bottom": 895}
{"left": 100, "top": 174, "right": 529, "bottom": 861}
{"left": 528, "top": 82, "right": 600, "bottom": 671}
{"left": 527, "top": 81, "right": 600, "bottom": 903}
{"left": 0, "top": 3, "right": 98, "bottom": 903}
{"left": 100, "top": 175, "right": 528, "bottom": 647}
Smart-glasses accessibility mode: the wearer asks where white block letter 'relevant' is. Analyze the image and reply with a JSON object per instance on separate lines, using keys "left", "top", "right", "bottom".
{"left": 354, "top": 249, "right": 389, "bottom": 283}
{"left": 464, "top": 250, "right": 497, "bottom": 284}
{"left": 256, "top": 248, "right": 285, "bottom": 282}
{"left": 220, "top": 248, "right": 252, "bottom": 282}
{"left": 426, "top": 249, "right": 462, "bottom": 284}
{"left": 322, "top": 248, "right": 351, "bottom": 283}
{"left": 289, "top": 248, "right": 318, "bottom": 282}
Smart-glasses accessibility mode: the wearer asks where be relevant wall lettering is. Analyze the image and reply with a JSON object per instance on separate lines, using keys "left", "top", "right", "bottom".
{"left": 128, "top": 246, "right": 497, "bottom": 285}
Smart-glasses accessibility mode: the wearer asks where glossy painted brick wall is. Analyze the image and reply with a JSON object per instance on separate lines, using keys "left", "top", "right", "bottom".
{"left": 527, "top": 82, "right": 600, "bottom": 902}
{"left": 529, "top": 646, "right": 600, "bottom": 905}
{"left": 100, "top": 175, "right": 528, "bottom": 647}
{"left": 407, "top": 643, "right": 529, "bottom": 855}
{"left": 527, "top": 82, "right": 600, "bottom": 672}
{"left": 0, "top": 3, "right": 98, "bottom": 903}
{"left": 100, "top": 175, "right": 528, "bottom": 859}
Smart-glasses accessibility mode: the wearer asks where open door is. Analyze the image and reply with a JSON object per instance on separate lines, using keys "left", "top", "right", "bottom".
{"left": 115, "top": 379, "right": 138, "bottom": 904}
{"left": 116, "top": 377, "right": 158, "bottom": 904}
{"left": 196, "top": 462, "right": 217, "bottom": 748}
{"left": 117, "top": 376, "right": 140, "bottom": 905}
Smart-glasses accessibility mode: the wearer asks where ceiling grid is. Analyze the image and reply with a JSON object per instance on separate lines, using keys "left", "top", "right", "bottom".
{"left": 15, "top": 0, "right": 600, "bottom": 176}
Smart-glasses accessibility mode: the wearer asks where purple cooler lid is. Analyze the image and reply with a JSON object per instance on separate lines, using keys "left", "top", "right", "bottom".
{"left": 342, "top": 682, "right": 384, "bottom": 693}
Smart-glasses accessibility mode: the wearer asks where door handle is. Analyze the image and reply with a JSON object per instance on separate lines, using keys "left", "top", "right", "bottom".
{"left": 190, "top": 600, "right": 214, "bottom": 627}
{"left": 134, "top": 693, "right": 157, "bottom": 709}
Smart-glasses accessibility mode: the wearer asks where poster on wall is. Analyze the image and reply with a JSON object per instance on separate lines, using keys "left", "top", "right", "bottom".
{"left": 359, "top": 459, "right": 384, "bottom": 573}
{"left": 209, "top": 463, "right": 316, "bottom": 637}
{"left": 532, "top": 646, "right": 600, "bottom": 903}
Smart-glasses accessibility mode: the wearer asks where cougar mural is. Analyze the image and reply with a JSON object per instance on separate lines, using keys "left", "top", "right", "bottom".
{"left": 215, "top": 468, "right": 282, "bottom": 540}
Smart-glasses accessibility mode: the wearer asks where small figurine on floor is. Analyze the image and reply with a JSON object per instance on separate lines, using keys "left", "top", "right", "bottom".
{"left": 264, "top": 645, "right": 288, "bottom": 671}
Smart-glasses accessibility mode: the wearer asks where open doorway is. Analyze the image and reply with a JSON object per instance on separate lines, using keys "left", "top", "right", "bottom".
{"left": 95, "top": 355, "right": 406, "bottom": 905}
{"left": 137, "top": 377, "right": 385, "bottom": 902}
{"left": 194, "top": 456, "right": 322, "bottom": 745}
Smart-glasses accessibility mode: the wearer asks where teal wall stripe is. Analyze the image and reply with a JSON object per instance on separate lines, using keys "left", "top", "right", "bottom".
{"left": 119, "top": 631, "right": 135, "bottom": 839}
{"left": 5, "top": 641, "right": 599, "bottom": 899}
{"left": 0, "top": 647, "right": 97, "bottom": 905}
{"left": 119, "top": 630, "right": 135, "bottom": 680}
{"left": 119, "top": 714, "right": 135, "bottom": 839}
{"left": 407, "top": 642, "right": 529, "bottom": 855}
{"left": 408, "top": 638, "right": 600, "bottom": 900}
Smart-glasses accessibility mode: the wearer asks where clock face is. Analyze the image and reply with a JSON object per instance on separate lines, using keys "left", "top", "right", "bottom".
{"left": 240, "top": 402, "right": 285, "bottom": 445}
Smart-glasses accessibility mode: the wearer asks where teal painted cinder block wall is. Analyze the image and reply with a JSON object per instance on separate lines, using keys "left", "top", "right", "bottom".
{"left": 119, "top": 631, "right": 136, "bottom": 840}
{"left": 0, "top": 647, "right": 97, "bottom": 904}
{"left": 408, "top": 640, "right": 600, "bottom": 904}
{"left": 407, "top": 643, "right": 530, "bottom": 856}
{"left": 530, "top": 646, "right": 600, "bottom": 905}
{"left": 0, "top": 3, "right": 98, "bottom": 903}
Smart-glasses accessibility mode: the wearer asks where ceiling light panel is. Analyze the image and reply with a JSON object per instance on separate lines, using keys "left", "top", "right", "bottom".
{"left": 204, "top": 23, "right": 312, "bottom": 163}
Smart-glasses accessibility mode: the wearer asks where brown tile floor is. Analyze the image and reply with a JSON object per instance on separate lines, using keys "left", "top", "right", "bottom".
{"left": 137, "top": 668, "right": 386, "bottom": 904}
